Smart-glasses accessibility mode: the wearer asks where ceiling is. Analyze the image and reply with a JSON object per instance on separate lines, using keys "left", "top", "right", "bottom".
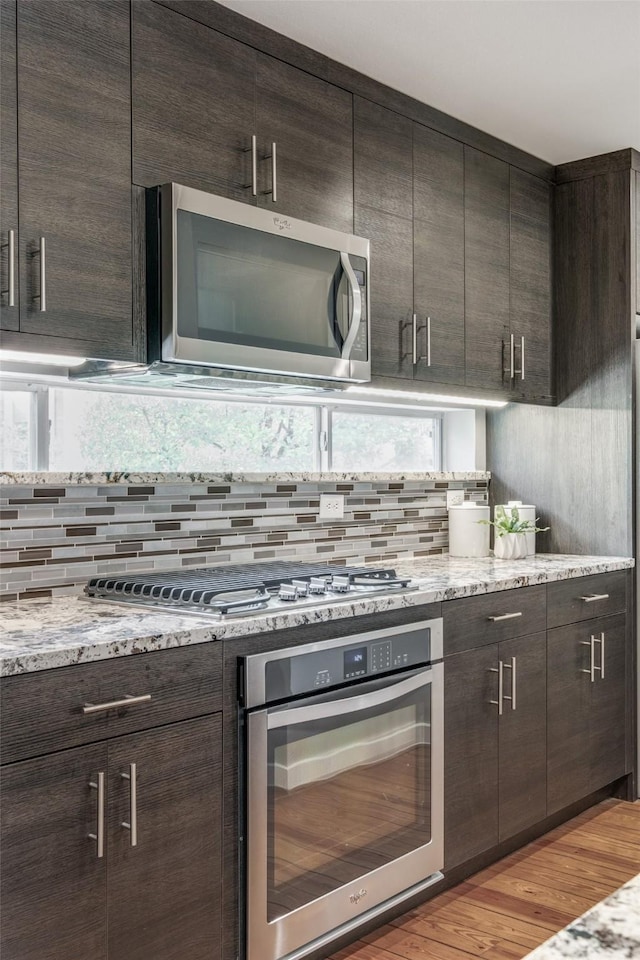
{"left": 217, "top": 0, "right": 640, "bottom": 166}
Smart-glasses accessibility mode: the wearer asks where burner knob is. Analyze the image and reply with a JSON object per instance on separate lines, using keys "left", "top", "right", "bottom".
{"left": 331, "top": 575, "right": 351, "bottom": 593}
{"left": 278, "top": 584, "right": 298, "bottom": 601}
{"left": 291, "top": 580, "right": 310, "bottom": 597}
{"left": 308, "top": 577, "right": 327, "bottom": 595}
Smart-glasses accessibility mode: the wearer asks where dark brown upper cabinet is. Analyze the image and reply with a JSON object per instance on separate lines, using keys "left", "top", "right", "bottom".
{"left": 133, "top": 3, "right": 353, "bottom": 231}
{"left": 5, "top": 0, "right": 135, "bottom": 360}
{"left": 464, "top": 147, "right": 511, "bottom": 391}
{"left": 132, "top": 1, "right": 257, "bottom": 203}
{"left": 354, "top": 100, "right": 465, "bottom": 385}
{"left": 0, "top": 0, "right": 19, "bottom": 331}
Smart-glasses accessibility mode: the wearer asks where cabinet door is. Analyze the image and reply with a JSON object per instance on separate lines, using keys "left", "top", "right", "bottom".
{"left": 498, "top": 633, "right": 546, "bottom": 841}
{"left": 354, "top": 98, "right": 414, "bottom": 379}
{"left": 132, "top": 1, "right": 256, "bottom": 201}
{"left": 16, "top": 0, "right": 133, "bottom": 358}
{"left": 413, "top": 125, "right": 465, "bottom": 386}
{"left": 589, "top": 614, "right": 627, "bottom": 791}
{"left": 0, "top": 744, "right": 108, "bottom": 960}
{"left": 444, "top": 645, "right": 498, "bottom": 869}
{"left": 256, "top": 54, "right": 353, "bottom": 231}
{"left": 107, "top": 716, "right": 222, "bottom": 960}
{"left": 1, "top": 0, "right": 19, "bottom": 330}
{"left": 546, "top": 621, "right": 592, "bottom": 814}
{"left": 509, "top": 169, "right": 553, "bottom": 402}
{"left": 464, "top": 147, "right": 510, "bottom": 390}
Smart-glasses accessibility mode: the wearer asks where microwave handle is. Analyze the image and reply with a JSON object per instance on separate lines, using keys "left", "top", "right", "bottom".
{"left": 339, "top": 251, "right": 362, "bottom": 361}
{"left": 267, "top": 667, "right": 431, "bottom": 730}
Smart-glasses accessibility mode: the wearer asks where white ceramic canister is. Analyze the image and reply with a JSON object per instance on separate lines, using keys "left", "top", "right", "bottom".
{"left": 448, "top": 502, "right": 490, "bottom": 558}
{"left": 494, "top": 501, "right": 536, "bottom": 556}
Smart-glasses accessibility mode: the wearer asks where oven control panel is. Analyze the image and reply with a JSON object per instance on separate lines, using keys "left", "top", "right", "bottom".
{"left": 257, "top": 619, "right": 443, "bottom": 703}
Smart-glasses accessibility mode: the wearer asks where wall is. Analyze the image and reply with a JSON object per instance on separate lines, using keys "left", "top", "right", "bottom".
{"left": 0, "top": 475, "right": 489, "bottom": 600}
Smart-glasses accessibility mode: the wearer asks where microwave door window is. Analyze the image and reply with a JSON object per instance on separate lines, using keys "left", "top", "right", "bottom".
{"left": 177, "top": 211, "right": 343, "bottom": 357}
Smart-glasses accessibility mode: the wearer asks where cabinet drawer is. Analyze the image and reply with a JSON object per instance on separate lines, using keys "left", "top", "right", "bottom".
{"left": 443, "top": 585, "right": 546, "bottom": 656}
{"left": 0, "top": 643, "right": 222, "bottom": 764}
{"left": 547, "top": 571, "right": 627, "bottom": 629}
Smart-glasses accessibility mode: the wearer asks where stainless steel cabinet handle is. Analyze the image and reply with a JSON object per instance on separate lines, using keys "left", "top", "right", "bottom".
{"left": 520, "top": 336, "right": 525, "bottom": 381}
{"left": 592, "top": 632, "right": 605, "bottom": 679}
{"left": 82, "top": 693, "right": 152, "bottom": 715}
{"left": 88, "top": 771, "right": 105, "bottom": 859}
{"left": 412, "top": 314, "right": 418, "bottom": 365}
{"left": 1, "top": 229, "right": 15, "bottom": 306}
{"left": 509, "top": 333, "right": 515, "bottom": 380}
{"left": 487, "top": 612, "right": 522, "bottom": 622}
{"left": 580, "top": 593, "right": 610, "bottom": 603}
{"left": 120, "top": 763, "right": 138, "bottom": 847}
{"left": 503, "top": 656, "right": 517, "bottom": 710}
{"left": 264, "top": 141, "right": 277, "bottom": 202}
{"left": 489, "top": 661, "right": 504, "bottom": 715}
{"left": 426, "top": 316, "right": 432, "bottom": 366}
{"left": 244, "top": 134, "right": 257, "bottom": 196}
{"left": 580, "top": 637, "right": 595, "bottom": 682}
{"left": 30, "top": 237, "right": 46, "bottom": 311}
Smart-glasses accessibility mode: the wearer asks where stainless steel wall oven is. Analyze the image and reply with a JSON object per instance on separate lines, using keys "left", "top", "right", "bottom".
{"left": 240, "top": 618, "right": 444, "bottom": 960}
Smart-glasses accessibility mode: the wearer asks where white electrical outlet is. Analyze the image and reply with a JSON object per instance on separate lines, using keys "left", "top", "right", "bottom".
{"left": 446, "top": 490, "right": 465, "bottom": 509}
{"left": 319, "top": 493, "right": 345, "bottom": 520}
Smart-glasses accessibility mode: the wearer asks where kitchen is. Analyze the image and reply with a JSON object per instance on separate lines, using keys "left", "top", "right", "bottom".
{"left": 0, "top": 2, "right": 639, "bottom": 960}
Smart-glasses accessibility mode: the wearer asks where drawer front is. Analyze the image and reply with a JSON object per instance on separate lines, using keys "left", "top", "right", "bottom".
{"left": 443, "top": 585, "right": 547, "bottom": 656}
{"left": 547, "top": 571, "right": 627, "bottom": 629}
{"left": 0, "top": 643, "right": 222, "bottom": 764}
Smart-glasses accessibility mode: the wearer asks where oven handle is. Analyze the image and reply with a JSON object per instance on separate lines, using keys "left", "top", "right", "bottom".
{"left": 339, "top": 251, "right": 362, "bottom": 361}
{"left": 267, "top": 667, "right": 432, "bottom": 730}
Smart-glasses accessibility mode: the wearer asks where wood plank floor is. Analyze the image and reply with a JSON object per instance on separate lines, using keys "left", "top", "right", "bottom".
{"left": 328, "top": 799, "right": 640, "bottom": 960}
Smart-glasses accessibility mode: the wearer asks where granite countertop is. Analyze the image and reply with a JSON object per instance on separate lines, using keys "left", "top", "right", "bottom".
{"left": 0, "top": 470, "right": 490, "bottom": 485}
{"left": 523, "top": 873, "right": 640, "bottom": 959}
{"left": 0, "top": 554, "right": 633, "bottom": 676}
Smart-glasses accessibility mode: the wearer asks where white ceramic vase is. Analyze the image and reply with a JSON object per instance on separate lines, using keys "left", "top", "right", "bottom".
{"left": 493, "top": 532, "right": 528, "bottom": 560}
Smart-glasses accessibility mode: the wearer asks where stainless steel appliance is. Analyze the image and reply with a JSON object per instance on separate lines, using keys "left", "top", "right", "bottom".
{"left": 86, "top": 562, "right": 415, "bottom": 618}
{"left": 73, "top": 186, "right": 371, "bottom": 394}
{"left": 241, "top": 618, "right": 444, "bottom": 960}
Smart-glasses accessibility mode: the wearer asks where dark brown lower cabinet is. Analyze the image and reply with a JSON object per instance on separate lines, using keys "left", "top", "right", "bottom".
{"left": 547, "top": 614, "right": 627, "bottom": 814}
{"left": 444, "top": 633, "right": 546, "bottom": 869}
{"left": 0, "top": 716, "right": 222, "bottom": 960}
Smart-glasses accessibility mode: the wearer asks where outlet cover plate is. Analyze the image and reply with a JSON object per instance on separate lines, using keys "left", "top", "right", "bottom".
{"left": 319, "top": 493, "right": 345, "bottom": 520}
{"left": 446, "top": 490, "right": 465, "bottom": 509}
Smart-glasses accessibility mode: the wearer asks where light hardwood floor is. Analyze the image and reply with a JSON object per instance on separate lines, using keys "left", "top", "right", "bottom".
{"left": 329, "top": 799, "right": 640, "bottom": 960}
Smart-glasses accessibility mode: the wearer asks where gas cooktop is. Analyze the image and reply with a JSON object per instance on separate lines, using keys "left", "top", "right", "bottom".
{"left": 86, "top": 561, "right": 415, "bottom": 619}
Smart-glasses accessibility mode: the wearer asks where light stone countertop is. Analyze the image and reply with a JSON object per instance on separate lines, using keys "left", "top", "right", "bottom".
{"left": 0, "top": 470, "right": 490, "bottom": 485}
{"left": 523, "top": 873, "right": 640, "bottom": 959}
{"left": 0, "top": 554, "right": 632, "bottom": 676}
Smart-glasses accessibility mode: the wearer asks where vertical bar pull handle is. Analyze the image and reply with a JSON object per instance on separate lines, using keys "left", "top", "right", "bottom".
{"left": 426, "top": 316, "right": 432, "bottom": 366}
{"left": 503, "top": 656, "right": 517, "bottom": 710}
{"left": 412, "top": 314, "right": 418, "bottom": 365}
{"left": 580, "top": 637, "right": 595, "bottom": 682}
{"left": 520, "top": 336, "right": 525, "bottom": 381}
{"left": 244, "top": 134, "right": 257, "bottom": 196}
{"left": 509, "top": 333, "right": 515, "bottom": 380}
{"left": 600, "top": 631, "right": 605, "bottom": 679}
{"left": 489, "top": 661, "right": 504, "bottom": 715}
{"left": 1, "top": 229, "right": 15, "bottom": 306}
{"left": 264, "top": 142, "right": 277, "bottom": 202}
{"left": 31, "top": 237, "right": 46, "bottom": 311}
{"left": 88, "top": 771, "right": 105, "bottom": 859}
{"left": 121, "top": 762, "right": 138, "bottom": 847}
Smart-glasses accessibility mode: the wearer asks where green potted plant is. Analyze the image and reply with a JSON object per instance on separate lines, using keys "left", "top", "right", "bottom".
{"left": 480, "top": 505, "right": 549, "bottom": 560}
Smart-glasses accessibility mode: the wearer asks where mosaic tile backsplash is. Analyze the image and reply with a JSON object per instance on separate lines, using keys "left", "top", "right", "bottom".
{"left": 0, "top": 477, "right": 489, "bottom": 601}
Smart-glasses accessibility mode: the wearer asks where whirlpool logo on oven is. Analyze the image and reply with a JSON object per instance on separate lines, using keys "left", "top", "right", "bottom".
{"left": 349, "top": 888, "right": 368, "bottom": 905}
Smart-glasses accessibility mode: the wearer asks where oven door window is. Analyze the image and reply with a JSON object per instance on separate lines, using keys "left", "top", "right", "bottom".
{"left": 265, "top": 672, "right": 432, "bottom": 921}
{"left": 177, "top": 210, "right": 362, "bottom": 358}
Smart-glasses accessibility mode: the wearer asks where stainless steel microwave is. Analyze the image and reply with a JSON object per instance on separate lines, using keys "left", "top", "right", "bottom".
{"left": 156, "top": 183, "right": 371, "bottom": 386}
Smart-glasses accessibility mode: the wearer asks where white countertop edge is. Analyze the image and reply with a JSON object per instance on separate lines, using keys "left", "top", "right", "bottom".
{"left": 0, "top": 555, "right": 633, "bottom": 676}
{"left": 0, "top": 470, "right": 491, "bottom": 486}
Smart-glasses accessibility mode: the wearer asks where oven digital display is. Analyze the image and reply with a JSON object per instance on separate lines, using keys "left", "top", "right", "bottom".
{"left": 344, "top": 646, "right": 367, "bottom": 678}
